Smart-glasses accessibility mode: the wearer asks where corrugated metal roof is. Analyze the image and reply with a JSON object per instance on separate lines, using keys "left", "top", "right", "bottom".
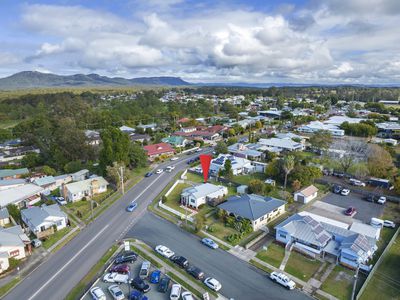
{"left": 65, "top": 177, "right": 108, "bottom": 194}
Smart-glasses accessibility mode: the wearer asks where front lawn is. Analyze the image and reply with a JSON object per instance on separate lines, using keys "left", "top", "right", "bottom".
{"left": 233, "top": 173, "right": 267, "bottom": 186}
{"left": 185, "top": 172, "right": 204, "bottom": 183}
{"left": 42, "top": 227, "right": 72, "bottom": 249}
{"left": 320, "top": 266, "right": 354, "bottom": 300}
{"left": 256, "top": 243, "right": 286, "bottom": 268}
{"left": 164, "top": 182, "right": 191, "bottom": 214}
{"left": 285, "top": 251, "right": 322, "bottom": 281}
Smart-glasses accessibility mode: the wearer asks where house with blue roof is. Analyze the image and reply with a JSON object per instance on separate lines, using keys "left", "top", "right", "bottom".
{"left": 33, "top": 176, "right": 57, "bottom": 194}
{"left": 210, "top": 154, "right": 254, "bottom": 176}
{"left": 218, "top": 194, "right": 286, "bottom": 230}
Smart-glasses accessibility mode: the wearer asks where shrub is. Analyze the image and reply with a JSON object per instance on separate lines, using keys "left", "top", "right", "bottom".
{"left": 207, "top": 225, "right": 216, "bottom": 233}
{"left": 226, "top": 233, "right": 242, "bottom": 244}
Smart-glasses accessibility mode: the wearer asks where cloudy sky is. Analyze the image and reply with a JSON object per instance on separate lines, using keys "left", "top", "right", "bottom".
{"left": 1, "top": 0, "right": 400, "bottom": 84}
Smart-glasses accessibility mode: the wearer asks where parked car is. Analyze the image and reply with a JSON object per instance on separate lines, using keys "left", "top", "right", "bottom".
{"left": 103, "top": 273, "right": 129, "bottom": 284}
{"left": 341, "top": 189, "right": 350, "bottom": 196}
{"left": 56, "top": 197, "right": 67, "bottom": 205}
{"left": 270, "top": 272, "right": 296, "bottom": 290}
{"left": 181, "top": 291, "right": 195, "bottom": 300}
{"left": 383, "top": 220, "right": 396, "bottom": 228}
{"left": 344, "top": 207, "right": 357, "bottom": 216}
{"left": 145, "top": 172, "right": 153, "bottom": 177}
{"left": 371, "top": 217, "right": 384, "bottom": 228}
{"left": 108, "top": 284, "right": 125, "bottom": 300}
{"left": 332, "top": 185, "right": 342, "bottom": 194}
{"left": 171, "top": 157, "right": 179, "bottom": 161}
{"left": 196, "top": 148, "right": 202, "bottom": 152}
{"left": 90, "top": 287, "right": 106, "bottom": 300}
{"left": 171, "top": 255, "right": 189, "bottom": 268}
{"left": 115, "top": 251, "right": 138, "bottom": 264}
{"left": 131, "top": 277, "right": 151, "bottom": 293}
{"left": 186, "top": 266, "right": 205, "bottom": 280}
{"left": 150, "top": 270, "right": 161, "bottom": 284}
{"left": 31, "top": 238, "right": 42, "bottom": 248}
{"left": 350, "top": 179, "right": 366, "bottom": 187}
{"left": 126, "top": 201, "right": 138, "bottom": 212}
{"left": 364, "top": 194, "right": 375, "bottom": 202}
{"left": 139, "top": 261, "right": 151, "bottom": 279}
{"left": 158, "top": 276, "right": 171, "bottom": 293}
{"left": 377, "top": 196, "right": 387, "bottom": 205}
{"left": 129, "top": 290, "right": 148, "bottom": 300}
{"left": 201, "top": 238, "right": 218, "bottom": 249}
{"left": 203, "top": 277, "right": 222, "bottom": 291}
{"left": 156, "top": 169, "right": 163, "bottom": 174}
{"left": 110, "top": 264, "right": 130, "bottom": 274}
{"left": 155, "top": 245, "right": 175, "bottom": 258}
{"left": 169, "top": 284, "right": 182, "bottom": 300}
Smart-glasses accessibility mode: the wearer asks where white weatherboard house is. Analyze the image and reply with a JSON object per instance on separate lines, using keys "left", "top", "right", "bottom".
{"left": 294, "top": 185, "right": 318, "bottom": 204}
{"left": 63, "top": 177, "right": 108, "bottom": 202}
{"left": 21, "top": 204, "right": 68, "bottom": 238}
{"left": 0, "top": 225, "right": 30, "bottom": 273}
{"left": 181, "top": 183, "right": 228, "bottom": 209}
{"left": 0, "top": 184, "right": 44, "bottom": 208}
{"left": 210, "top": 154, "right": 254, "bottom": 176}
{"left": 258, "top": 138, "right": 305, "bottom": 152}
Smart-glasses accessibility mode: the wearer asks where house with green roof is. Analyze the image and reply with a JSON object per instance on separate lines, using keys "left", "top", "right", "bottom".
{"left": 161, "top": 136, "right": 189, "bottom": 147}
{"left": 0, "top": 168, "right": 29, "bottom": 180}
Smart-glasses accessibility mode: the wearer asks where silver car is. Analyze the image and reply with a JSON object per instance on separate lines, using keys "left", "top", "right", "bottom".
{"left": 90, "top": 286, "right": 106, "bottom": 300}
{"left": 108, "top": 284, "right": 125, "bottom": 300}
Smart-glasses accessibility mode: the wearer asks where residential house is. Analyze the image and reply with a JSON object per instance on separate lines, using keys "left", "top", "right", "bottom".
{"left": 181, "top": 183, "right": 228, "bottom": 209}
{"left": 119, "top": 125, "right": 135, "bottom": 134}
{"left": 0, "top": 184, "right": 44, "bottom": 207}
{"left": 32, "top": 176, "right": 57, "bottom": 194}
{"left": 258, "top": 110, "right": 282, "bottom": 119}
{"left": 210, "top": 154, "right": 254, "bottom": 176}
{"left": 129, "top": 134, "right": 151, "bottom": 144}
{"left": 258, "top": 138, "right": 305, "bottom": 152}
{"left": 0, "top": 146, "right": 40, "bottom": 163}
{"left": 275, "top": 132, "right": 307, "bottom": 144}
{"left": 162, "top": 136, "right": 189, "bottom": 148}
{"left": 376, "top": 123, "right": 400, "bottom": 139}
{"left": 54, "top": 174, "right": 72, "bottom": 187}
{"left": 294, "top": 185, "right": 318, "bottom": 204}
{"left": 143, "top": 143, "right": 175, "bottom": 161}
{"left": 63, "top": 177, "right": 109, "bottom": 202}
{"left": 0, "top": 168, "right": 29, "bottom": 180}
{"left": 0, "top": 225, "right": 30, "bottom": 273}
{"left": 84, "top": 130, "right": 101, "bottom": 146}
{"left": 21, "top": 204, "right": 68, "bottom": 239}
{"left": 0, "top": 208, "right": 10, "bottom": 227}
{"left": 71, "top": 169, "right": 89, "bottom": 182}
{"left": 137, "top": 123, "right": 157, "bottom": 132}
{"left": 218, "top": 194, "right": 286, "bottom": 230}
{"left": 0, "top": 179, "right": 26, "bottom": 191}
{"left": 297, "top": 121, "right": 345, "bottom": 136}
{"left": 228, "top": 143, "right": 263, "bottom": 161}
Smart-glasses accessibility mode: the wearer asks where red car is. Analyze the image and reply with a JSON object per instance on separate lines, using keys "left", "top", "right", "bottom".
{"left": 110, "top": 264, "right": 130, "bottom": 274}
{"left": 344, "top": 207, "right": 356, "bottom": 216}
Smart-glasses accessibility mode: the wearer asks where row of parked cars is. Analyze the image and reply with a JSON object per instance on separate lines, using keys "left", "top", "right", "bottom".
{"left": 154, "top": 238, "right": 222, "bottom": 293}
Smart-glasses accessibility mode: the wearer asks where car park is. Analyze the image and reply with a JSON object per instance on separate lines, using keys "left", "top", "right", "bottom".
{"left": 171, "top": 255, "right": 189, "bottom": 268}
{"left": 158, "top": 276, "right": 171, "bottom": 293}
{"left": 171, "top": 157, "right": 179, "bottom": 161}
{"left": 155, "top": 245, "right": 175, "bottom": 258}
{"left": 377, "top": 196, "right": 387, "bottom": 205}
{"left": 150, "top": 270, "right": 161, "bottom": 284}
{"left": 128, "top": 290, "right": 148, "bottom": 300}
{"left": 115, "top": 251, "right": 138, "bottom": 264}
{"left": 203, "top": 277, "right": 222, "bottom": 291}
{"left": 145, "top": 172, "right": 153, "bottom": 177}
{"left": 131, "top": 276, "right": 151, "bottom": 293}
{"left": 201, "top": 238, "right": 218, "bottom": 249}
{"left": 344, "top": 207, "right": 356, "bottom": 216}
{"left": 169, "top": 284, "right": 182, "bottom": 300}
{"left": 332, "top": 185, "right": 342, "bottom": 194}
{"left": 383, "top": 220, "right": 396, "bottom": 228}
{"left": 156, "top": 169, "right": 163, "bottom": 174}
{"left": 341, "top": 189, "right": 350, "bottom": 196}
{"left": 186, "top": 266, "right": 205, "bottom": 280}
{"left": 108, "top": 284, "right": 125, "bottom": 300}
{"left": 110, "top": 264, "right": 130, "bottom": 274}
{"left": 103, "top": 272, "right": 129, "bottom": 284}
{"left": 90, "top": 287, "right": 106, "bottom": 300}
{"left": 269, "top": 272, "right": 296, "bottom": 290}
{"left": 181, "top": 291, "right": 195, "bottom": 300}
{"left": 139, "top": 261, "right": 151, "bottom": 279}
{"left": 126, "top": 201, "right": 138, "bottom": 212}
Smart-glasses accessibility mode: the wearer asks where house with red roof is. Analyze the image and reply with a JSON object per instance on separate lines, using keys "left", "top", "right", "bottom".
{"left": 143, "top": 143, "right": 175, "bottom": 161}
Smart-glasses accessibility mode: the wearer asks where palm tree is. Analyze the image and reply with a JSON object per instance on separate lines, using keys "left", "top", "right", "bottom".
{"left": 283, "top": 155, "right": 295, "bottom": 190}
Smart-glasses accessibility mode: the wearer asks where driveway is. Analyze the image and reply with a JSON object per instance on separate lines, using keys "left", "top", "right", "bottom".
{"left": 126, "top": 212, "right": 312, "bottom": 300}
{"left": 321, "top": 192, "right": 384, "bottom": 223}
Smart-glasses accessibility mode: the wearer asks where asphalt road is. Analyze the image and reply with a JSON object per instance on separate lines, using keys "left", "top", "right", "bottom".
{"left": 4, "top": 151, "right": 204, "bottom": 300}
{"left": 126, "top": 213, "right": 312, "bottom": 300}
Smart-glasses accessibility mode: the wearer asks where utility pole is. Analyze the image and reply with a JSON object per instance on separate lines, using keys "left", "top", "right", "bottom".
{"left": 117, "top": 166, "right": 125, "bottom": 195}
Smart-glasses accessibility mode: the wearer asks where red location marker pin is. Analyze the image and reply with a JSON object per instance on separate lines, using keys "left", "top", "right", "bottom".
{"left": 199, "top": 154, "right": 212, "bottom": 183}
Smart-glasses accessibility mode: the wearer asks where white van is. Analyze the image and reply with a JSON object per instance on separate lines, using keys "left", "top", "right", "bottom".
{"left": 370, "top": 218, "right": 384, "bottom": 228}
{"left": 139, "top": 261, "right": 151, "bottom": 279}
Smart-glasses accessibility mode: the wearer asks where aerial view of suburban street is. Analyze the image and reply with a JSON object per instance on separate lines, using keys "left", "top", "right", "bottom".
{"left": 0, "top": 1, "right": 399, "bottom": 300}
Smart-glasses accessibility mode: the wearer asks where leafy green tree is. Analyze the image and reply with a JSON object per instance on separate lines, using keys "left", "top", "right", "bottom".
{"left": 21, "top": 152, "right": 41, "bottom": 168}
{"left": 283, "top": 155, "right": 295, "bottom": 190}
{"left": 99, "top": 127, "right": 130, "bottom": 172}
{"left": 227, "top": 137, "right": 238, "bottom": 146}
{"left": 42, "top": 165, "right": 56, "bottom": 176}
{"left": 264, "top": 151, "right": 277, "bottom": 162}
{"left": 0, "top": 128, "right": 12, "bottom": 143}
{"left": 223, "top": 159, "right": 233, "bottom": 179}
{"left": 64, "top": 161, "right": 83, "bottom": 173}
{"left": 128, "top": 143, "right": 148, "bottom": 168}
{"left": 255, "top": 121, "right": 262, "bottom": 129}
{"left": 248, "top": 179, "right": 265, "bottom": 195}
{"left": 228, "top": 128, "right": 236, "bottom": 136}
{"left": 106, "top": 162, "right": 130, "bottom": 187}
{"left": 367, "top": 145, "right": 396, "bottom": 178}
{"left": 215, "top": 141, "right": 228, "bottom": 154}
{"left": 309, "top": 130, "right": 332, "bottom": 150}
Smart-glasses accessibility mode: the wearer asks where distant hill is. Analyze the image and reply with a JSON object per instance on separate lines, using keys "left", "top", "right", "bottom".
{"left": 0, "top": 71, "right": 191, "bottom": 90}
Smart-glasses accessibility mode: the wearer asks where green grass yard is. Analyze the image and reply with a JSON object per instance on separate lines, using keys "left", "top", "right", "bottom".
{"left": 285, "top": 251, "right": 322, "bottom": 281}
{"left": 256, "top": 243, "right": 286, "bottom": 268}
{"left": 42, "top": 227, "right": 72, "bottom": 249}
{"left": 233, "top": 173, "right": 267, "bottom": 186}
{"left": 164, "top": 182, "right": 191, "bottom": 214}
{"left": 320, "top": 266, "right": 354, "bottom": 300}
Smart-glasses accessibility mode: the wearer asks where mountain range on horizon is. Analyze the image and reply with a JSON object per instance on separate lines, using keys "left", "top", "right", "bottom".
{"left": 0, "top": 71, "right": 399, "bottom": 90}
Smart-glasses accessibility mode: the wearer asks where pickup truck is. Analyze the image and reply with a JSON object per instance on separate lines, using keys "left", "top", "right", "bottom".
{"left": 103, "top": 272, "right": 129, "bottom": 284}
{"left": 270, "top": 272, "right": 296, "bottom": 290}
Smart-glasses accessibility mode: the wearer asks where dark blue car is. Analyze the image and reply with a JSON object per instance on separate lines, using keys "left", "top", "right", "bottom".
{"left": 150, "top": 270, "right": 161, "bottom": 284}
{"left": 126, "top": 202, "right": 138, "bottom": 212}
{"left": 129, "top": 290, "right": 148, "bottom": 300}
{"left": 145, "top": 172, "right": 153, "bottom": 177}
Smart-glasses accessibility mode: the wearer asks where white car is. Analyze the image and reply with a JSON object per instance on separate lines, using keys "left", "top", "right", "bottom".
{"left": 165, "top": 166, "right": 175, "bottom": 172}
{"left": 377, "top": 196, "right": 387, "bottom": 204}
{"left": 156, "top": 169, "right": 164, "bottom": 174}
{"left": 196, "top": 148, "right": 202, "bottom": 152}
{"left": 155, "top": 245, "right": 175, "bottom": 258}
{"left": 350, "top": 179, "right": 366, "bottom": 187}
{"left": 204, "top": 277, "right": 222, "bottom": 291}
{"left": 181, "top": 291, "right": 195, "bottom": 300}
{"left": 103, "top": 273, "right": 129, "bottom": 284}
{"left": 341, "top": 189, "right": 350, "bottom": 196}
{"left": 270, "top": 272, "right": 296, "bottom": 290}
{"left": 108, "top": 284, "right": 125, "bottom": 300}
{"left": 90, "top": 287, "right": 106, "bottom": 300}
{"left": 170, "top": 284, "right": 182, "bottom": 300}
{"left": 383, "top": 220, "right": 396, "bottom": 228}
{"left": 171, "top": 157, "right": 179, "bottom": 161}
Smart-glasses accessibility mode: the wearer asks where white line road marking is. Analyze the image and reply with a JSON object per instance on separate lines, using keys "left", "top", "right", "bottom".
{"left": 27, "top": 224, "right": 110, "bottom": 300}
{"left": 131, "top": 172, "right": 165, "bottom": 202}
